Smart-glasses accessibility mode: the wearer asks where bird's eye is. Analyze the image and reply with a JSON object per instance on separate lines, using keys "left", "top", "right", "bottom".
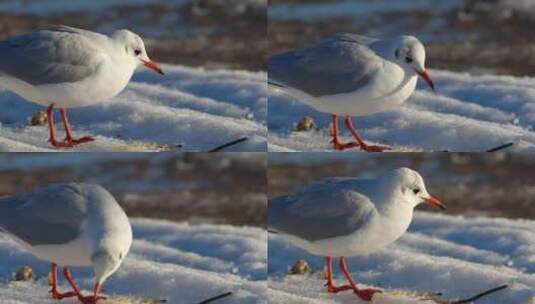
{"left": 405, "top": 57, "right": 413, "bottom": 63}
{"left": 119, "top": 253, "right": 123, "bottom": 260}
{"left": 413, "top": 188, "right": 420, "bottom": 194}
{"left": 134, "top": 49, "right": 141, "bottom": 56}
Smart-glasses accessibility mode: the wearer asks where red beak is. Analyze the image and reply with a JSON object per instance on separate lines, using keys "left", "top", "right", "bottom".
{"left": 424, "top": 195, "right": 446, "bottom": 210}
{"left": 416, "top": 70, "right": 435, "bottom": 92}
{"left": 143, "top": 60, "right": 164, "bottom": 75}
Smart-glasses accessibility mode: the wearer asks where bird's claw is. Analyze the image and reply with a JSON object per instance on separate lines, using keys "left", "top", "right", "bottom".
{"left": 331, "top": 140, "right": 360, "bottom": 150}
{"left": 354, "top": 288, "right": 382, "bottom": 302}
{"left": 326, "top": 284, "right": 354, "bottom": 293}
{"left": 48, "top": 135, "right": 95, "bottom": 148}
{"left": 49, "top": 289, "right": 77, "bottom": 300}
{"left": 78, "top": 295, "right": 107, "bottom": 304}
{"left": 360, "top": 144, "right": 392, "bottom": 152}
{"left": 68, "top": 135, "right": 95, "bottom": 145}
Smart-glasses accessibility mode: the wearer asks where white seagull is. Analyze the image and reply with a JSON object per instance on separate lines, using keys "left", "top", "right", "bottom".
{"left": 268, "top": 168, "right": 445, "bottom": 301}
{"left": 268, "top": 34, "right": 435, "bottom": 152}
{"left": 0, "top": 25, "right": 164, "bottom": 148}
{"left": 0, "top": 183, "right": 133, "bottom": 304}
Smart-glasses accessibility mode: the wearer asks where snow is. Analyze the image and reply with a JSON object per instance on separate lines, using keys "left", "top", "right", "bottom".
{"left": 0, "top": 64, "right": 267, "bottom": 152}
{"left": 0, "top": 219, "right": 267, "bottom": 304}
{"left": 268, "top": 212, "right": 535, "bottom": 304}
{"left": 268, "top": 70, "right": 535, "bottom": 152}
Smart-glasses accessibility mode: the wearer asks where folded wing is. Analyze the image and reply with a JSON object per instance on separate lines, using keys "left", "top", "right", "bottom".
{"left": 268, "top": 34, "right": 382, "bottom": 97}
{"left": 0, "top": 26, "right": 104, "bottom": 86}
{"left": 268, "top": 178, "right": 377, "bottom": 242}
{"left": 0, "top": 183, "right": 88, "bottom": 246}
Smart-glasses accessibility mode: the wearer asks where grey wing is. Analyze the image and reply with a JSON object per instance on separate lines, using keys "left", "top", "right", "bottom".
{"left": 0, "top": 183, "right": 88, "bottom": 246}
{"left": 0, "top": 26, "right": 102, "bottom": 86}
{"left": 268, "top": 179, "right": 376, "bottom": 242}
{"left": 267, "top": 34, "right": 382, "bottom": 97}
{"left": 330, "top": 33, "right": 378, "bottom": 46}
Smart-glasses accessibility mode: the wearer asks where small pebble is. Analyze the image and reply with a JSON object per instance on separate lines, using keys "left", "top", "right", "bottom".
{"left": 295, "top": 116, "right": 316, "bottom": 132}
{"left": 287, "top": 259, "right": 312, "bottom": 275}
{"left": 28, "top": 111, "right": 47, "bottom": 126}
{"left": 14, "top": 265, "right": 36, "bottom": 281}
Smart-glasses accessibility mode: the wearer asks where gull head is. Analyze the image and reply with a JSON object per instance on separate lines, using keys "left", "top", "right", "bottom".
{"left": 380, "top": 167, "right": 445, "bottom": 210}
{"left": 91, "top": 248, "right": 126, "bottom": 286}
{"left": 394, "top": 36, "right": 434, "bottom": 92}
{"left": 112, "top": 29, "right": 164, "bottom": 75}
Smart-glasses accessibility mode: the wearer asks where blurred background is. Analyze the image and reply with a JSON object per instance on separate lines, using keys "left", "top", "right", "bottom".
{"left": 0, "top": 0, "right": 266, "bottom": 70}
{"left": 269, "top": 0, "right": 535, "bottom": 76}
{"left": 0, "top": 152, "right": 266, "bottom": 227}
{"left": 268, "top": 153, "right": 535, "bottom": 220}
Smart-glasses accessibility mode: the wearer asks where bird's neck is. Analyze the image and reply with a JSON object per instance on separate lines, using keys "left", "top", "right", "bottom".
{"left": 108, "top": 40, "right": 137, "bottom": 75}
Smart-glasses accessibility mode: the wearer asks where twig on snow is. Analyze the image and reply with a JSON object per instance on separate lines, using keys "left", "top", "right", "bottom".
{"left": 440, "top": 142, "right": 514, "bottom": 153}
{"left": 421, "top": 284, "right": 508, "bottom": 304}
{"left": 453, "top": 284, "right": 508, "bottom": 304}
{"left": 208, "top": 137, "right": 248, "bottom": 152}
{"left": 196, "top": 292, "right": 233, "bottom": 304}
{"left": 486, "top": 142, "right": 514, "bottom": 152}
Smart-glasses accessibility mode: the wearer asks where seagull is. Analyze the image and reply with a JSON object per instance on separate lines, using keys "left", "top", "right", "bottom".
{"left": 268, "top": 34, "right": 435, "bottom": 152}
{"left": 268, "top": 167, "right": 445, "bottom": 301}
{"left": 0, "top": 183, "right": 133, "bottom": 304}
{"left": 0, "top": 25, "right": 164, "bottom": 148}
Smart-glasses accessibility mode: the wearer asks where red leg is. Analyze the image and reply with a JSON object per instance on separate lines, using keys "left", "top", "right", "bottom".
{"left": 330, "top": 115, "right": 360, "bottom": 150}
{"left": 59, "top": 108, "right": 95, "bottom": 145}
{"left": 46, "top": 104, "right": 76, "bottom": 148}
{"left": 63, "top": 268, "right": 107, "bottom": 304}
{"left": 324, "top": 256, "right": 353, "bottom": 293}
{"left": 339, "top": 257, "right": 382, "bottom": 301}
{"left": 49, "top": 263, "right": 77, "bottom": 300}
{"left": 344, "top": 116, "right": 391, "bottom": 152}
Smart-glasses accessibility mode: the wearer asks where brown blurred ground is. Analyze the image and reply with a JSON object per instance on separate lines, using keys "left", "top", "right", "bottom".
{"left": 269, "top": 0, "right": 535, "bottom": 76}
{"left": 0, "top": 153, "right": 267, "bottom": 227}
{"left": 268, "top": 153, "right": 535, "bottom": 220}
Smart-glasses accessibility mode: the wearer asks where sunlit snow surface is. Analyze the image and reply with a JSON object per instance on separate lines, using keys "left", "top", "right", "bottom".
{"left": 268, "top": 70, "right": 535, "bottom": 152}
{"left": 0, "top": 65, "right": 267, "bottom": 152}
{"left": 269, "top": 212, "right": 535, "bottom": 304}
{"left": 0, "top": 219, "right": 267, "bottom": 304}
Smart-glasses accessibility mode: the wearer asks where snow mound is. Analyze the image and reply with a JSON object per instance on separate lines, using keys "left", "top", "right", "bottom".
{"left": 0, "top": 65, "right": 267, "bottom": 152}
{"left": 0, "top": 219, "right": 267, "bottom": 304}
{"left": 268, "top": 212, "right": 535, "bottom": 304}
{"left": 268, "top": 70, "right": 535, "bottom": 152}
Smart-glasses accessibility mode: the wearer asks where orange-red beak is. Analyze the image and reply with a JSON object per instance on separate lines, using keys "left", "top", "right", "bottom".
{"left": 416, "top": 70, "right": 435, "bottom": 92}
{"left": 424, "top": 195, "right": 446, "bottom": 210}
{"left": 143, "top": 60, "right": 164, "bottom": 75}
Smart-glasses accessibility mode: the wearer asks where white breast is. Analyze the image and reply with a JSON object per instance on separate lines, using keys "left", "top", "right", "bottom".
{"left": 17, "top": 222, "right": 93, "bottom": 267}
{"left": 280, "top": 63, "right": 419, "bottom": 117}
{"left": 288, "top": 208, "right": 413, "bottom": 258}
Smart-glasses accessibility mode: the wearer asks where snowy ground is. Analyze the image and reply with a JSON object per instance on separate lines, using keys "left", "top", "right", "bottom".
{"left": 0, "top": 64, "right": 267, "bottom": 152}
{"left": 268, "top": 212, "right": 535, "bottom": 304}
{"left": 268, "top": 69, "right": 535, "bottom": 152}
{"left": 0, "top": 219, "right": 267, "bottom": 304}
